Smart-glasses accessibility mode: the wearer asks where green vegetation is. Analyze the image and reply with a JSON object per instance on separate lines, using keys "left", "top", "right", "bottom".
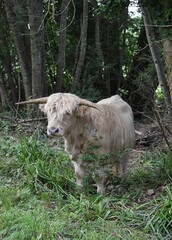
{"left": 1, "top": 124, "right": 172, "bottom": 239}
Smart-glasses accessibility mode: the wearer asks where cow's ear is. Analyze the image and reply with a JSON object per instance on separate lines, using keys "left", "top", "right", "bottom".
{"left": 39, "top": 104, "right": 46, "bottom": 114}
{"left": 77, "top": 106, "right": 88, "bottom": 117}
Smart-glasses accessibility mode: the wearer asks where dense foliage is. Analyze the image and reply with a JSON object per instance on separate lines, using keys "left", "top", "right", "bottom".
{"left": 0, "top": 0, "right": 172, "bottom": 115}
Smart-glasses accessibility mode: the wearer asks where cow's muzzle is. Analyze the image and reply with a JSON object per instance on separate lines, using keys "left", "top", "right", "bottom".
{"left": 47, "top": 127, "right": 59, "bottom": 136}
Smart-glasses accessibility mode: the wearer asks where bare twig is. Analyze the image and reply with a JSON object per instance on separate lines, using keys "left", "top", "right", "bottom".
{"left": 164, "top": 125, "right": 172, "bottom": 136}
{"left": 141, "top": 24, "right": 172, "bottom": 28}
{"left": 133, "top": 109, "right": 158, "bottom": 125}
{"left": 154, "top": 109, "right": 170, "bottom": 149}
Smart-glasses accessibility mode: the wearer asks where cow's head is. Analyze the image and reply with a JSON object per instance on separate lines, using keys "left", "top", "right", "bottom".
{"left": 16, "top": 93, "right": 101, "bottom": 137}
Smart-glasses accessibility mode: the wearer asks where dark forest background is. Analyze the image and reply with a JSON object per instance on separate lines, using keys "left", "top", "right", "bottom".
{"left": 0, "top": 0, "right": 172, "bottom": 116}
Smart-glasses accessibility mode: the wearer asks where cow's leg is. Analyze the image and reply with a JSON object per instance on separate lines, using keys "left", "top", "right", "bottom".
{"left": 96, "top": 167, "right": 106, "bottom": 195}
{"left": 112, "top": 161, "right": 122, "bottom": 177}
{"left": 112, "top": 153, "right": 129, "bottom": 178}
{"left": 72, "top": 160, "right": 85, "bottom": 187}
{"left": 119, "top": 153, "right": 129, "bottom": 178}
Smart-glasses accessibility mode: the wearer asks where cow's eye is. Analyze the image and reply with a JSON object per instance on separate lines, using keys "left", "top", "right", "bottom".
{"left": 66, "top": 112, "right": 71, "bottom": 116}
{"left": 52, "top": 107, "right": 56, "bottom": 113}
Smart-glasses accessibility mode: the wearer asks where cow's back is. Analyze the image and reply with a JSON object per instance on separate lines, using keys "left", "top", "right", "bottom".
{"left": 88, "top": 95, "right": 135, "bottom": 153}
{"left": 97, "top": 95, "right": 130, "bottom": 111}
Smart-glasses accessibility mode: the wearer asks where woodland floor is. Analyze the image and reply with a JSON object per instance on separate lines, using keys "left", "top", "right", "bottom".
{"left": 1, "top": 112, "right": 172, "bottom": 239}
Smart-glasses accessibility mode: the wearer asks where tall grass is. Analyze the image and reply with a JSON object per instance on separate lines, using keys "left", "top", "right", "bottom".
{"left": 1, "top": 126, "right": 172, "bottom": 239}
{"left": 146, "top": 186, "right": 172, "bottom": 238}
{"left": 15, "top": 131, "right": 75, "bottom": 195}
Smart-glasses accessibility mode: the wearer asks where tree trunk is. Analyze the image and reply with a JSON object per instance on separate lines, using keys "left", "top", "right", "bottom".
{"left": 73, "top": 0, "right": 88, "bottom": 92}
{"left": 141, "top": 7, "right": 172, "bottom": 119}
{"left": 92, "top": 0, "right": 101, "bottom": 57}
{"left": 27, "top": 0, "right": 47, "bottom": 98}
{"left": 123, "top": 26, "right": 158, "bottom": 115}
{"left": 4, "top": 0, "right": 32, "bottom": 100}
{"left": 0, "top": 3, "right": 18, "bottom": 104}
{"left": 0, "top": 71, "right": 10, "bottom": 110}
{"left": 103, "top": 19, "right": 111, "bottom": 96}
{"left": 118, "top": 6, "right": 128, "bottom": 89}
{"left": 92, "top": 0, "right": 103, "bottom": 91}
{"left": 55, "top": 0, "right": 69, "bottom": 92}
{"left": 163, "top": 39, "right": 172, "bottom": 100}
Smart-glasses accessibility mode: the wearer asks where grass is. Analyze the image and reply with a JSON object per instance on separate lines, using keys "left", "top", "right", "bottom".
{"left": 1, "top": 121, "right": 172, "bottom": 239}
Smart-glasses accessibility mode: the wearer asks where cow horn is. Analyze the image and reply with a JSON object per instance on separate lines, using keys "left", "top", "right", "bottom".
{"left": 15, "top": 97, "right": 48, "bottom": 105}
{"left": 79, "top": 99, "right": 102, "bottom": 112}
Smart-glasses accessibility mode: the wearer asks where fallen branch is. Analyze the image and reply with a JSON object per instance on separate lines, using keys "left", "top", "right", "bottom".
{"left": 17, "top": 117, "right": 47, "bottom": 123}
{"left": 0, "top": 114, "right": 15, "bottom": 121}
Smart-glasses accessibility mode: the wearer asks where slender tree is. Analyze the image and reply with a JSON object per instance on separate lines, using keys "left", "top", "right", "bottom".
{"left": 55, "top": 0, "right": 69, "bottom": 92}
{"left": 103, "top": 19, "right": 111, "bottom": 96}
{"left": 141, "top": 6, "right": 172, "bottom": 119}
{"left": 0, "top": 2, "right": 18, "bottom": 104}
{"left": 160, "top": 0, "right": 172, "bottom": 100}
{"left": 91, "top": 0, "right": 103, "bottom": 92}
{"left": 73, "top": 0, "right": 88, "bottom": 92}
{"left": 163, "top": 39, "right": 172, "bottom": 100}
{"left": 100, "top": 1, "right": 130, "bottom": 97}
{"left": 27, "top": 0, "right": 47, "bottom": 98}
{"left": 123, "top": 26, "right": 158, "bottom": 114}
{"left": 3, "top": 0, "right": 32, "bottom": 100}
{"left": 0, "top": 70, "right": 9, "bottom": 110}
{"left": 92, "top": 0, "right": 102, "bottom": 60}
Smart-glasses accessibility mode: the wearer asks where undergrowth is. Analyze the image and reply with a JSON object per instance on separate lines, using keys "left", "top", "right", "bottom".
{"left": 0, "top": 124, "right": 172, "bottom": 240}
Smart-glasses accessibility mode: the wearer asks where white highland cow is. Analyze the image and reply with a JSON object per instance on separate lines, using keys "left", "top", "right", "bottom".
{"left": 16, "top": 93, "right": 135, "bottom": 194}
